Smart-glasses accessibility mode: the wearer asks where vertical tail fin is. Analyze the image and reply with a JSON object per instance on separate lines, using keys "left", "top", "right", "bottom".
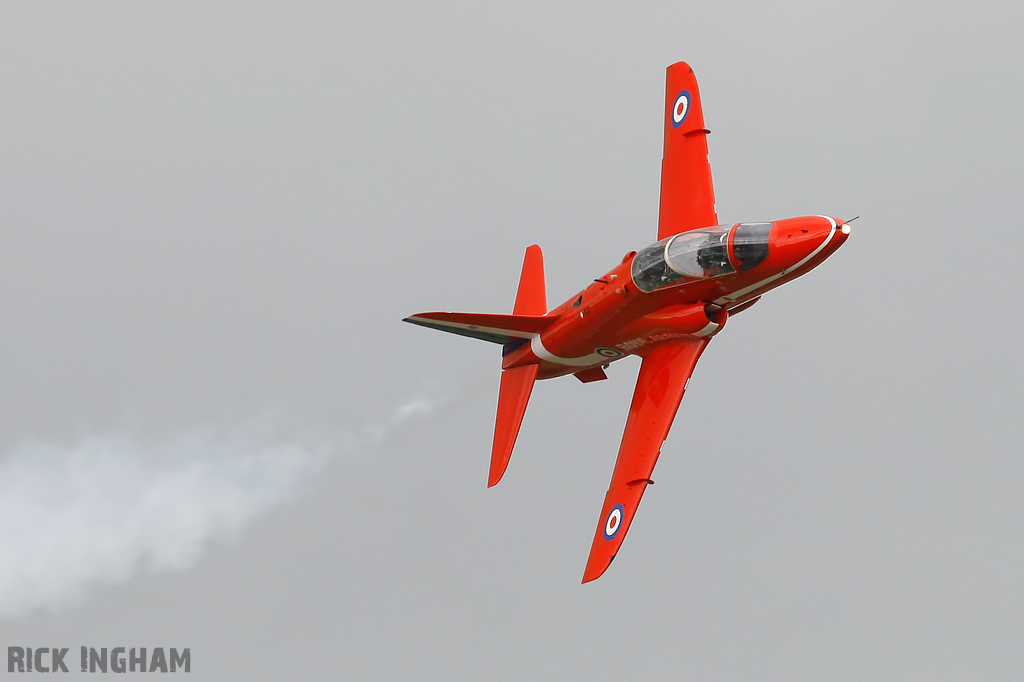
{"left": 512, "top": 244, "right": 546, "bottom": 315}
{"left": 488, "top": 245, "right": 546, "bottom": 487}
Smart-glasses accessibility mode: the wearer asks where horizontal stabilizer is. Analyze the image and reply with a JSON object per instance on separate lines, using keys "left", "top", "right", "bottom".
{"left": 489, "top": 364, "right": 539, "bottom": 486}
{"left": 403, "top": 312, "right": 555, "bottom": 345}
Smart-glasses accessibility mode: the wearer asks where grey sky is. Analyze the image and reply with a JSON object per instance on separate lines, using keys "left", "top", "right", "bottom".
{"left": 1, "top": 1, "right": 1022, "bottom": 679}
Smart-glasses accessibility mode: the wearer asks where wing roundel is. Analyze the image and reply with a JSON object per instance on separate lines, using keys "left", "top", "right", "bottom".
{"left": 657, "top": 62, "right": 718, "bottom": 240}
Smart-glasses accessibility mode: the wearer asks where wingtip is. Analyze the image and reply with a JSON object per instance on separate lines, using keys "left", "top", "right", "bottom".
{"left": 487, "top": 460, "right": 508, "bottom": 488}
{"left": 581, "top": 554, "right": 614, "bottom": 584}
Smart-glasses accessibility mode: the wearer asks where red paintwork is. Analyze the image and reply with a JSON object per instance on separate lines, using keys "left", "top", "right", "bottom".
{"left": 512, "top": 244, "right": 546, "bottom": 316}
{"left": 489, "top": 247, "right": 547, "bottom": 487}
{"left": 659, "top": 63, "right": 716, "bottom": 238}
{"left": 403, "top": 62, "right": 850, "bottom": 583}
{"left": 582, "top": 339, "right": 709, "bottom": 583}
{"left": 489, "top": 363, "right": 539, "bottom": 488}
{"left": 503, "top": 215, "right": 847, "bottom": 380}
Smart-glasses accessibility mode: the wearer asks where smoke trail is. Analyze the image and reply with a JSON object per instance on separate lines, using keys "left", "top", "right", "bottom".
{"left": 339, "top": 390, "right": 452, "bottom": 461}
{"left": 0, "top": 389, "right": 453, "bottom": 620}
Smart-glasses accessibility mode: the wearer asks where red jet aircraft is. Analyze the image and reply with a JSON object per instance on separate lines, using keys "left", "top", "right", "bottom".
{"left": 405, "top": 62, "right": 850, "bottom": 582}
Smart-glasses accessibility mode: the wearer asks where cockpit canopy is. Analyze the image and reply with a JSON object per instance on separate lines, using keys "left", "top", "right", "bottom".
{"left": 631, "top": 222, "right": 772, "bottom": 293}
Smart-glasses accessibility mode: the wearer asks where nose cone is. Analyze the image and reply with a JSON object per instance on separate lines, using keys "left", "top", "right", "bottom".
{"left": 769, "top": 216, "right": 847, "bottom": 271}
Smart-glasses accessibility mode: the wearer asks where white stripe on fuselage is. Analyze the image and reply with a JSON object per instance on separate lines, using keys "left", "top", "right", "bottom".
{"left": 530, "top": 336, "right": 618, "bottom": 367}
{"left": 693, "top": 321, "right": 720, "bottom": 337}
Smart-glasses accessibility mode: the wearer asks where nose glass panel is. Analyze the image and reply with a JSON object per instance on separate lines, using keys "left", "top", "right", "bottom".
{"left": 732, "top": 222, "right": 772, "bottom": 270}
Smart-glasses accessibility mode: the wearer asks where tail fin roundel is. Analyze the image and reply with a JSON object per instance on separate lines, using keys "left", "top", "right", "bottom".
{"left": 489, "top": 245, "right": 546, "bottom": 487}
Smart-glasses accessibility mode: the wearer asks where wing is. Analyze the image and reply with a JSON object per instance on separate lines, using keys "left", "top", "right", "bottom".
{"left": 657, "top": 62, "right": 718, "bottom": 240}
{"left": 582, "top": 338, "right": 710, "bottom": 583}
